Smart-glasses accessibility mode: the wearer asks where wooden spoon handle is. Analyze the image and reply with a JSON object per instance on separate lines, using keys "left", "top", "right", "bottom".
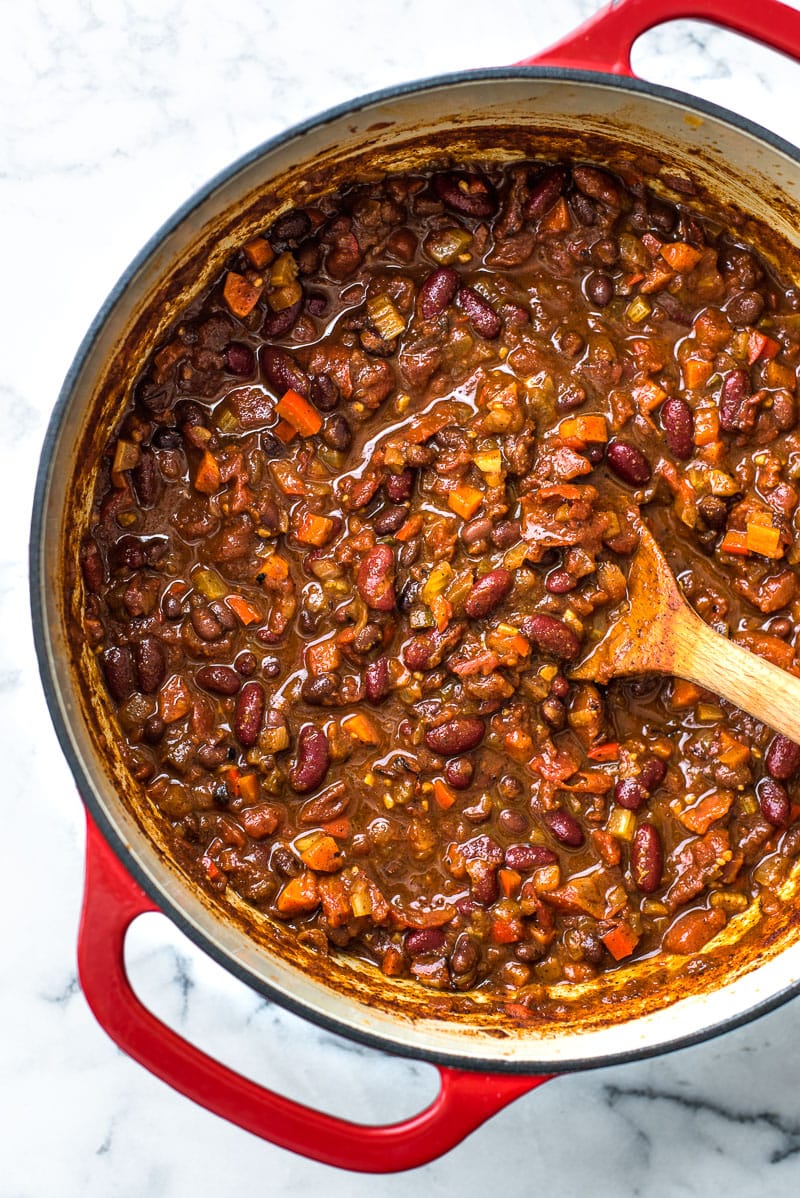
{"left": 672, "top": 607, "right": 800, "bottom": 743}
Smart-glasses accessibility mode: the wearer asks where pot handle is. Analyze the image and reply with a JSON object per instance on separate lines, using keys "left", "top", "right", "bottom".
{"left": 519, "top": 0, "right": 800, "bottom": 73}
{"left": 78, "top": 816, "right": 550, "bottom": 1172}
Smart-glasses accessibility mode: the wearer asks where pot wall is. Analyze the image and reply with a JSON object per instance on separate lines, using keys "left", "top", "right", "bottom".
{"left": 33, "top": 70, "right": 800, "bottom": 1069}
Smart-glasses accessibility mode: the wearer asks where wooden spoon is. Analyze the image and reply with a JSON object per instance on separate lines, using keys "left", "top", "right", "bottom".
{"left": 571, "top": 519, "right": 800, "bottom": 743}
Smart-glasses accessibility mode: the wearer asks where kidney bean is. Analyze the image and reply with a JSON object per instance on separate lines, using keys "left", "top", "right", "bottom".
{"left": 300, "top": 783, "right": 349, "bottom": 824}
{"left": 499, "top": 808, "right": 528, "bottom": 835}
{"left": 323, "top": 414, "right": 352, "bottom": 452}
{"left": 235, "top": 651, "right": 257, "bottom": 677}
{"left": 385, "top": 469, "right": 416, "bottom": 503}
{"left": 772, "top": 389, "right": 797, "bottom": 431}
{"left": 663, "top": 907, "right": 726, "bottom": 955}
{"left": 235, "top": 681, "right": 266, "bottom": 747}
{"left": 523, "top": 166, "right": 566, "bottom": 220}
{"left": 639, "top": 756, "right": 668, "bottom": 793}
{"left": 365, "top": 657, "right": 390, "bottom": 703}
{"left": 271, "top": 209, "right": 312, "bottom": 248}
{"left": 289, "top": 724, "right": 331, "bottom": 793}
{"left": 543, "top": 808, "right": 585, "bottom": 848}
{"left": 357, "top": 544, "right": 396, "bottom": 611}
{"left": 766, "top": 732, "right": 800, "bottom": 780}
{"left": 196, "top": 665, "right": 241, "bottom": 695}
{"left": 143, "top": 713, "right": 165, "bottom": 744}
{"left": 572, "top": 164, "right": 621, "bottom": 208}
{"left": 224, "top": 342, "right": 256, "bottom": 376}
{"left": 614, "top": 778, "right": 647, "bottom": 810}
{"left": 585, "top": 271, "right": 613, "bottom": 307}
{"left": 466, "top": 858, "right": 499, "bottom": 905}
{"left": 261, "top": 346, "right": 309, "bottom": 397}
{"left": 571, "top": 192, "right": 598, "bottom": 226}
{"left": 504, "top": 843, "right": 557, "bottom": 871}
{"left": 132, "top": 450, "right": 160, "bottom": 508}
{"left": 727, "top": 289, "right": 764, "bottom": 326}
{"left": 419, "top": 266, "right": 460, "bottom": 320}
{"left": 406, "top": 928, "right": 446, "bottom": 955}
{"left": 607, "top": 440, "right": 652, "bottom": 485}
{"left": 444, "top": 757, "right": 474, "bottom": 790}
{"left": 81, "top": 540, "right": 105, "bottom": 593}
{"left": 758, "top": 776, "right": 791, "bottom": 827}
{"left": 433, "top": 171, "right": 497, "bottom": 218}
{"left": 545, "top": 569, "right": 578, "bottom": 594}
{"left": 520, "top": 614, "right": 580, "bottom": 660}
{"left": 133, "top": 637, "right": 166, "bottom": 694}
{"left": 719, "top": 368, "right": 754, "bottom": 432}
{"left": 372, "top": 504, "right": 408, "bottom": 536}
{"left": 463, "top": 568, "right": 514, "bottom": 618}
{"left": 309, "top": 373, "right": 339, "bottom": 412}
{"left": 191, "top": 605, "right": 224, "bottom": 642}
{"left": 425, "top": 717, "right": 485, "bottom": 756}
{"left": 457, "top": 287, "right": 502, "bottom": 339}
{"left": 632, "top": 823, "right": 663, "bottom": 892}
{"left": 101, "top": 646, "right": 137, "bottom": 702}
{"left": 263, "top": 297, "right": 303, "bottom": 339}
{"left": 451, "top": 933, "right": 480, "bottom": 975}
{"left": 490, "top": 519, "right": 521, "bottom": 549}
{"left": 661, "top": 396, "right": 694, "bottom": 460}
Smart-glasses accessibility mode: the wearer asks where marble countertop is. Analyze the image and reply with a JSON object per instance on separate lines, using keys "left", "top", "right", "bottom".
{"left": 7, "top": 0, "right": 800, "bottom": 1192}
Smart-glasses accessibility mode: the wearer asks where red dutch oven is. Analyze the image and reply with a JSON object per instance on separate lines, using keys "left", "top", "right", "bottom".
{"left": 31, "top": 0, "right": 800, "bottom": 1173}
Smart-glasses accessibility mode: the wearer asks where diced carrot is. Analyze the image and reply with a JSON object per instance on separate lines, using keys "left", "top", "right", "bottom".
{"left": 680, "top": 790, "right": 734, "bottom": 835}
{"left": 683, "top": 357, "right": 714, "bottom": 391}
{"left": 159, "top": 675, "right": 192, "bottom": 724}
{"left": 448, "top": 484, "right": 484, "bottom": 520}
{"left": 273, "top": 418, "right": 297, "bottom": 444}
{"left": 660, "top": 242, "right": 702, "bottom": 272}
{"left": 747, "top": 329, "right": 781, "bottom": 364}
{"left": 632, "top": 380, "right": 667, "bottom": 413}
{"left": 601, "top": 921, "right": 640, "bottom": 961}
{"left": 503, "top": 728, "right": 534, "bottom": 760}
{"left": 698, "top": 440, "right": 726, "bottom": 467}
{"left": 299, "top": 834, "right": 343, "bottom": 873}
{"left": 734, "top": 630, "right": 795, "bottom": 671}
{"left": 305, "top": 639, "right": 341, "bottom": 674}
{"left": 559, "top": 414, "right": 609, "bottom": 443}
{"left": 225, "top": 594, "right": 263, "bottom": 625}
{"left": 323, "top": 817, "right": 351, "bottom": 840}
{"left": 395, "top": 513, "right": 424, "bottom": 542}
{"left": 275, "top": 389, "right": 323, "bottom": 437}
{"left": 381, "top": 945, "right": 405, "bottom": 977}
{"left": 745, "top": 522, "right": 783, "bottom": 558}
{"left": 489, "top": 916, "right": 524, "bottom": 944}
{"left": 222, "top": 765, "right": 241, "bottom": 796}
{"left": 243, "top": 237, "right": 274, "bottom": 270}
{"left": 222, "top": 270, "right": 262, "bottom": 318}
{"left": 538, "top": 196, "right": 571, "bottom": 233}
{"left": 691, "top": 408, "right": 718, "bottom": 447}
{"left": 498, "top": 868, "right": 522, "bottom": 899}
{"left": 342, "top": 712, "right": 381, "bottom": 745}
{"left": 587, "top": 741, "right": 620, "bottom": 763}
{"left": 201, "top": 855, "right": 225, "bottom": 885}
{"left": 429, "top": 592, "right": 452, "bottom": 632}
{"left": 270, "top": 460, "right": 306, "bottom": 495}
{"left": 432, "top": 778, "right": 457, "bottom": 810}
{"left": 717, "top": 732, "right": 751, "bottom": 769}
{"left": 719, "top": 529, "right": 750, "bottom": 556}
{"left": 592, "top": 829, "right": 622, "bottom": 867}
{"left": 671, "top": 679, "right": 703, "bottom": 709}
{"left": 258, "top": 553, "right": 290, "bottom": 583}
{"left": 238, "top": 773, "right": 260, "bottom": 804}
{"left": 276, "top": 872, "right": 319, "bottom": 916}
{"left": 640, "top": 262, "right": 676, "bottom": 294}
{"left": 295, "top": 510, "right": 335, "bottom": 547}
{"left": 194, "top": 450, "right": 221, "bottom": 495}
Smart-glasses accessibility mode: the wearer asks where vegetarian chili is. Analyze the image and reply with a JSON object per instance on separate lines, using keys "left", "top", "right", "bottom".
{"left": 79, "top": 159, "right": 800, "bottom": 1004}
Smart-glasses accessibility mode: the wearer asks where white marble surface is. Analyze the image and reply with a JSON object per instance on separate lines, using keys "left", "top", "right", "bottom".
{"left": 6, "top": 0, "right": 800, "bottom": 1191}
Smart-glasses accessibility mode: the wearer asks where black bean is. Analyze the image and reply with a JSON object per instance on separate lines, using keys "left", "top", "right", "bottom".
{"left": 585, "top": 271, "right": 613, "bottom": 307}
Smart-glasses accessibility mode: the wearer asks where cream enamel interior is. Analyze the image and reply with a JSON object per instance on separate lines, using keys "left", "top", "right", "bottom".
{"left": 35, "top": 73, "right": 800, "bottom": 1068}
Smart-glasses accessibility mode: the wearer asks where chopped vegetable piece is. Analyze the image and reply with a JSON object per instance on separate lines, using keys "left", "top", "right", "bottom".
{"left": 306, "top": 640, "right": 341, "bottom": 674}
{"left": 660, "top": 242, "right": 702, "bottom": 271}
{"left": 275, "top": 389, "right": 323, "bottom": 437}
{"left": 559, "top": 414, "right": 608, "bottom": 442}
{"left": 448, "top": 484, "right": 484, "bottom": 519}
{"left": 194, "top": 451, "right": 221, "bottom": 495}
{"left": 626, "top": 296, "right": 652, "bottom": 323}
{"left": 747, "top": 329, "right": 781, "bottom": 364}
{"left": 342, "top": 712, "right": 381, "bottom": 744}
{"left": 432, "top": 778, "right": 457, "bottom": 810}
{"left": 276, "top": 872, "right": 319, "bottom": 915}
{"left": 299, "top": 834, "right": 344, "bottom": 873}
{"left": 243, "top": 237, "right": 274, "bottom": 269}
{"left": 607, "top": 806, "right": 636, "bottom": 841}
{"left": 158, "top": 675, "right": 192, "bottom": 724}
{"left": 671, "top": 679, "right": 703, "bottom": 708}
{"left": 683, "top": 358, "right": 714, "bottom": 391}
{"left": 745, "top": 522, "right": 783, "bottom": 558}
{"left": 225, "top": 594, "right": 263, "bottom": 626}
{"left": 601, "top": 921, "right": 640, "bottom": 960}
{"left": 587, "top": 742, "right": 620, "bottom": 762}
{"left": 295, "top": 511, "right": 335, "bottom": 547}
{"left": 223, "top": 271, "right": 262, "bottom": 318}
{"left": 367, "top": 294, "right": 406, "bottom": 340}
{"left": 273, "top": 418, "right": 298, "bottom": 444}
